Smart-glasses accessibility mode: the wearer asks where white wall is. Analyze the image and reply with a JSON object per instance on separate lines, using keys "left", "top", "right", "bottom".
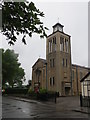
{"left": 81, "top": 80, "right": 90, "bottom": 97}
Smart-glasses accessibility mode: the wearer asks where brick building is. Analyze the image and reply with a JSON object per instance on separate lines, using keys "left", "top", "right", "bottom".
{"left": 32, "top": 23, "right": 90, "bottom": 96}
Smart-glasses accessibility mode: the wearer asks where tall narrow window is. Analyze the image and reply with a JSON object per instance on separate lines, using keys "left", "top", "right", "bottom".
{"left": 52, "top": 77, "right": 55, "bottom": 86}
{"left": 55, "top": 44, "right": 56, "bottom": 51}
{"left": 49, "top": 40, "right": 52, "bottom": 53}
{"left": 80, "top": 72, "right": 83, "bottom": 79}
{"left": 50, "top": 41, "right": 51, "bottom": 52}
{"left": 60, "top": 37, "right": 64, "bottom": 51}
{"left": 65, "top": 39, "right": 67, "bottom": 52}
{"left": 72, "top": 70, "right": 74, "bottom": 80}
{"left": 53, "top": 37, "right": 55, "bottom": 44}
{"left": 66, "top": 39, "right": 68, "bottom": 53}
{"left": 65, "top": 39, "right": 69, "bottom": 53}
{"left": 53, "top": 37, "right": 56, "bottom": 52}
{"left": 62, "top": 58, "right": 64, "bottom": 67}
{"left": 50, "top": 78, "right": 52, "bottom": 86}
{"left": 50, "top": 59, "right": 52, "bottom": 67}
{"left": 51, "top": 41, "right": 52, "bottom": 52}
{"left": 43, "top": 69, "right": 45, "bottom": 80}
{"left": 60, "top": 43, "right": 62, "bottom": 51}
{"left": 53, "top": 37, "right": 55, "bottom": 52}
{"left": 55, "top": 37, "right": 56, "bottom": 44}
{"left": 66, "top": 59, "right": 67, "bottom": 67}
{"left": 49, "top": 41, "right": 50, "bottom": 53}
{"left": 63, "top": 41, "right": 64, "bottom": 51}
{"left": 50, "top": 58, "right": 55, "bottom": 67}
{"left": 52, "top": 59, "right": 55, "bottom": 67}
{"left": 55, "top": 37, "right": 56, "bottom": 51}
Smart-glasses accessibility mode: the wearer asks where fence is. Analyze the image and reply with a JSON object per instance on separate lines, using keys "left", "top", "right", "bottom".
{"left": 80, "top": 94, "right": 90, "bottom": 107}
{"left": 4, "top": 88, "right": 28, "bottom": 94}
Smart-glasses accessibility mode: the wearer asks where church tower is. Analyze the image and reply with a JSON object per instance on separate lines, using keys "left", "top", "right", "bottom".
{"left": 46, "top": 23, "right": 72, "bottom": 96}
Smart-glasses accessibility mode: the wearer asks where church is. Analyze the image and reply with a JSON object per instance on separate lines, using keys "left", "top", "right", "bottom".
{"left": 32, "top": 23, "right": 90, "bottom": 96}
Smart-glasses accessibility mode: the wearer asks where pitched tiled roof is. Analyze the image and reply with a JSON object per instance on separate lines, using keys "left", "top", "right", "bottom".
{"left": 72, "top": 64, "right": 90, "bottom": 70}
{"left": 52, "top": 23, "right": 64, "bottom": 28}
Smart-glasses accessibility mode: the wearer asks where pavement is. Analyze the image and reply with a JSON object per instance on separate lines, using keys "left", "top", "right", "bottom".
{"left": 73, "top": 107, "right": 90, "bottom": 114}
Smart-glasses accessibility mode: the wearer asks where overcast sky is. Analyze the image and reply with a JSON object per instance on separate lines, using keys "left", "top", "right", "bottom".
{"left": 0, "top": 1, "right": 89, "bottom": 84}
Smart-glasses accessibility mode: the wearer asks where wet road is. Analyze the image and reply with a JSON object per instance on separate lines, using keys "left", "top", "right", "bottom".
{"left": 2, "top": 96, "right": 89, "bottom": 118}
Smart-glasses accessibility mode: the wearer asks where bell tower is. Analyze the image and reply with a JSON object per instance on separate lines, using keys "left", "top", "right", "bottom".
{"left": 46, "top": 23, "right": 72, "bottom": 96}
{"left": 53, "top": 23, "right": 64, "bottom": 33}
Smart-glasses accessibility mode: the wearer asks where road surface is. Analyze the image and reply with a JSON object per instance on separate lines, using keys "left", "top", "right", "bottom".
{"left": 2, "top": 96, "right": 89, "bottom": 119}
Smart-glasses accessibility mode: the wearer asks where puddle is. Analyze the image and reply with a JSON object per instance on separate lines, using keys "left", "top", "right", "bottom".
{"left": 12, "top": 105, "right": 16, "bottom": 107}
{"left": 17, "top": 107, "right": 22, "bottom": 109}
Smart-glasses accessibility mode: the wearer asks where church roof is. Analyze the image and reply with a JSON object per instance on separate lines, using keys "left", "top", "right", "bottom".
{"left": 72, "top": 64, "right": 90, "bottom": 70}
{"left": 32, "top": 58, "right": 47, "bottom": 68}
{"left": 53, "top": 22, "right": 64, "bottom": 28}
{"left": 80, "top": 72, "right": 90, "bottom": 82}
{"left": 47, "top": 30, "right": 71, "bottom": 38}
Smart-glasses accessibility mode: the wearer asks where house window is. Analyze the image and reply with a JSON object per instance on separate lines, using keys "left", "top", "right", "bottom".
{"left": 72, "top": 70, "right": 74, "bottom": 80}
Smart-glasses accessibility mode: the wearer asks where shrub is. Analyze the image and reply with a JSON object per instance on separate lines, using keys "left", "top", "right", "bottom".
{"left": 28, "top": 88, "right": 37, "bottom": 98}
{"left": 39, "top": 88, "right": 47, "bottom": 94}
{"left": 28, "top": 88, "right": 34, "bottom": 94}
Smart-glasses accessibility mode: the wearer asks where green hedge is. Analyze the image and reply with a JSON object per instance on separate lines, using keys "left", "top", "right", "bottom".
{"left": 28, "top": 88, "right": 59, "bottom": 101}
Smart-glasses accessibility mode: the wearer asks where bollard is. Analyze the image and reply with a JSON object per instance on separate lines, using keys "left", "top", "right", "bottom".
{"left": 55, "top": 92, "right": 57, "bottom": 103}
{"left": 80, "top": 94, "right": 82, "bottom": 107}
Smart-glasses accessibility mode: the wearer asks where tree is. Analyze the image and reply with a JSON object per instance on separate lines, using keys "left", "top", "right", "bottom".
{"left": 13, "top": 67, "right": 26, "bottom": 88}
{"left": 2, "top": 1, "right": 48, "bottom": 45}
{"left": 28, "top": 79, "right": 32, "bottom": 86}
{"left": 1, "top": 49, "right": 25, "bottom": 88}
{"left": 25, "top": 80, "right": 32, "bottom": 88}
